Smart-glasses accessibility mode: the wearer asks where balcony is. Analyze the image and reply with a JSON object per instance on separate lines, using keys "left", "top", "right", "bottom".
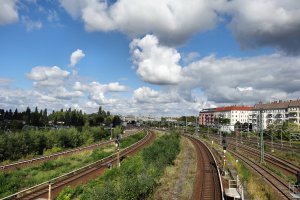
{"left": 266, "top": 114, "right": 273, "bottom": 118}
{"left": 275, "top": 114, "right": 282, "bottom": 118}
{"left": 267, "top": 119, "right": 273, "bottom": 124}
{"left": 289, "top": 112, "right": 298, "bottom": 118}
{"left": 289, "top": 119, "right": 298, "bottom": 123}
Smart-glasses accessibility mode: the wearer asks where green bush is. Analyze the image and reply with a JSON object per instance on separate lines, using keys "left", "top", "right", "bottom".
{"left": 59, "top": 132, "right": 181, "bottom": 200}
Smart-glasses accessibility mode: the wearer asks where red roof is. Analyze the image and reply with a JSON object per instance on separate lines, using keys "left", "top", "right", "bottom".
{"left": 215, "top": 106, "right": 253, "bottom": 112}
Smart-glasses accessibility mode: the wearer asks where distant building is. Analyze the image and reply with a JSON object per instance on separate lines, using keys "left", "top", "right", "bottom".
{"left": 199, "top": 99, "right": 300, "bottom": 132}
{"left": 199, "top": 108, "right": 215, "bottom": 126}
{"left": 214, "top": 106, "right": 253, "bottom": 132}
{"left": 288, "top": 100, "right": 300, "bottom": 124}
{"left": 252, "top": 99, "right": 300, "bottom": 131}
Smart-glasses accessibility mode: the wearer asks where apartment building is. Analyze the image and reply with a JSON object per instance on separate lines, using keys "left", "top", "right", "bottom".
{"left": 251, "top": 99, "right": 300, "bottom": 131}
{"left": 288, "top": 100, "right": 300, "bottom": 124}
{"left": 215, "top": 106, "right": 253, "bottom": 132}
{"left": 215, "top": 106, "right": 253, "bottom": 126}
{"left": 199, "top": 99, "right": 300, "bottom": 131}
{"left": 199, "top": 108, "right": 215, "bottom": 126}
{"left": 199, "top": 106, "right": 253, "bottom": 132}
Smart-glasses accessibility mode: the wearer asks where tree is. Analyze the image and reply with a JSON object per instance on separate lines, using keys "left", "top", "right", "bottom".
{"left": 112, "top": 116, "right": 122, "bottom": 127}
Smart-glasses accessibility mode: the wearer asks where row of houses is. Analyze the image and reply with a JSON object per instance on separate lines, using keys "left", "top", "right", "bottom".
{"left": 199, "top": 99, "right": 300, "bottom": 132}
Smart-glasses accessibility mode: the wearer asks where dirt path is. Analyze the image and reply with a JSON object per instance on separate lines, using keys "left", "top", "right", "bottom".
{"left": 150, "top": 136, "right": 197, "bottom": 200}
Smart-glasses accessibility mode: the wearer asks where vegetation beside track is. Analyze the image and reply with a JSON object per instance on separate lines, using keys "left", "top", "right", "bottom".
{"left": 226, "top": 151, "right": 281, "bottom": 200}
{"left": 0, "top": 126, "right": 125, "bottom": 163}
{"left": 148, "top": 136, "right": 197, "bottom": 199}
{"left": 56, "top": 131, "right": 180, "bottom": 200}
{"left": 0, "top": 131, "right": 146, "bottom": 198}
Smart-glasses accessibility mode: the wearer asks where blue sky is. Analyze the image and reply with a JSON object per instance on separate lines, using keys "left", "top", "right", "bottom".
{"left": 1, "top": 0, "right": 300, "bottom": 116}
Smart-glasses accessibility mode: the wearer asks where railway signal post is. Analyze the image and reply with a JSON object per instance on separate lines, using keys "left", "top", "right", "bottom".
{"left": 115, "top": 134, "right": 121, "bottom": 167}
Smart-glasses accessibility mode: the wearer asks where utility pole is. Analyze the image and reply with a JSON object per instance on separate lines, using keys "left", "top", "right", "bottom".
{"left": 195, "top": 116, "right": 197, "bottom": 135}
{"left": 185, "top": 117, "right": 187, "bottom": 133}
{"left": 260, "top": 109, "right": 265, "bottom": 164}
{"left": 48, "top": 182, "right": 51, "bottom": 200}
{"left": 218, "top": 116, "right": 221, "bottom": 145}
{"left": 280, "top": 128, "right": 283, "bottom": 148}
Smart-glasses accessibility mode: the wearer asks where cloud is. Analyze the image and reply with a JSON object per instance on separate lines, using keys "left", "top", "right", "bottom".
{"left": 133, "top": 87, "right": 159, "bottom": 103}
{"left": 53, "top": 86, "right": 83, "bottom": 100}
{"left": 0, "top": 0, "right": 18, "bottom": 25}
{"left": 21, "top": 16, "right": 43, "bottom": 31}
{"left": 74, "top": 81, "right": 127, "bottom": 104}
{"left": 130, "top": 35, "right": 300, "bottom": 106}
{"left": 59, "top": 0, "right": 300, "bottom": 54}
{"left": 130, "top": 35, "right": 182, "bottom": 85}
{"left": 47, "top": 10, "right": 59, "bottom": 22}
{"left": 0, "top": 78, "right": 13, "bottom": 86}
{"left": 183, "top": 52, "right": 200, "bottom": 64}
{"left": 182, "top": 53, "right": 300, "bottom": 103}
{"left": 69, "top": 49, "right": 85, "bottom": 67}
{"left": 59, "top": 0, "right": 222, "bottom": 45}
{"left": 225, "top": 0, "right": 300, "bottom": 54}
{"left": 26, "top": 66, "right": 70, "bottom": 87}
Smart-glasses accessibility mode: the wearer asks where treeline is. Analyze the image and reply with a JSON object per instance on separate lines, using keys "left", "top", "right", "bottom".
{"left": 0, "top": 126, "right": 124, "bottom": 162}
{"left": 57, "top": 132, "right": 181, "bottom": 200}
{"left": 0, "top": 106, "right": 121, "bottom": 132}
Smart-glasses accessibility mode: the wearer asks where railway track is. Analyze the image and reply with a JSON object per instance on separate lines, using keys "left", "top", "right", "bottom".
{"left": 228, "top": 150, "right": 295, "bottom": 200}
{"left": 234, "top": 144, "right": 300, "bottom": 176}
{"left": 1, "top": 130, "right": 155, "bottom": 200}
{"left": 184, "top": 134, "right": 223, "bottom": 200}
{"left": 0, "top": 129, "right": 140, "bottom": 171}
{"left": 210, "top": 134, "right": 299, "bottom": 175}
{"left": 207, "top": 134, "right": 298, "bottom": 199}
{"left": 216, "top": 134, "right": 300, "bottom": 153}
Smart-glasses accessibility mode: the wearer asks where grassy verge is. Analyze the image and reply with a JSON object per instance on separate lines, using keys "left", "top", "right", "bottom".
{"left": 148, "top": 136, "right": 197, "bottom": 199}
{"left": 56, "top": 131, "right": 180, "bottom": 200}
{"left": 226, "top": 152, "right": 281, "bottom": 200}
{"left": 0, "top": 131, "right": 146, "bottom": 198}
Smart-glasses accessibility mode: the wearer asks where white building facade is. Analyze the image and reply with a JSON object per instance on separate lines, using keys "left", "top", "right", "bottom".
{"left": 252, "top": 100, "right": 300, "bottom": 131}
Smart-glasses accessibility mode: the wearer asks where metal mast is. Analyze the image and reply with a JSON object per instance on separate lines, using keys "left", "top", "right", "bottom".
{"left": 260, "top": 109, "right": 265, "bottom": 164}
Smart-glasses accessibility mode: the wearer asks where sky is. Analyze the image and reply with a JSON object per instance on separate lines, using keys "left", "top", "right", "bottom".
{"left": 0, "top": 0, "right": 300, "bottom": 117}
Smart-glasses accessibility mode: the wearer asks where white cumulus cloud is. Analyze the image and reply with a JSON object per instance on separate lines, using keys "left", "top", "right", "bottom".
{"left": 26, "top": 66, "right": 70, "bottom": 87}
{"left": 130, "top": 35, "right": 182, "bottom": 85}
{"left": 70, "top": 49, "right": 85, "bottom": 67}
{"left": 59, "top": 0, "right": 222, "bottom": 45}
{"left": 0, "top": 0, "right": 18, "bottom": 25}
{"left": 74, "top": 81, "right": 127, "bottom": 104}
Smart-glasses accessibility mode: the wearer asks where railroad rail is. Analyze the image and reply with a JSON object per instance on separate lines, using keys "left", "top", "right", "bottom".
{"left": 0, "top": 129, "right": 140, "bottom": 171}
{"left": 234, "top": 144, "right": 300, "bottom": 176}
{"left": 210, "top": 134, "right": 300, "bottom": 175}
{"left": 1, "top": 130, "right": 155, "bottom": 200}
{"left": 213, "top": 134, "right": 300, "bottom": 153}
{"left": 228, "top": 150, "right": 295, "bottom": 200}
{"left": 183, "top": 134, "right": 223, "bottom": 200}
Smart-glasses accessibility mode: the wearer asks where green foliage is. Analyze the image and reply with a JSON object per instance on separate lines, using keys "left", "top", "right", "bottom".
{"left": 0, "top": 126, "right": 110, "bottom": 162}
{"left": 0, "top": 132, "right": 145, "bottom": 198}
{"left": 61, "top": 132, "right": 181, "bottom": 200}
{"left": 56, "top": 186, "right": 83, "bottom": 200}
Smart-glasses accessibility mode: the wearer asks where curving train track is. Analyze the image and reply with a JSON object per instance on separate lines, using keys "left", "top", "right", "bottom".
{"left": 1, "top": 130, "right": 155, "bottom": 200}
{"left": 184, "top": 134, "right": 223, "bottom": 200}
{"left": 207, "top": 134, "right": 298, "bottom": 199}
